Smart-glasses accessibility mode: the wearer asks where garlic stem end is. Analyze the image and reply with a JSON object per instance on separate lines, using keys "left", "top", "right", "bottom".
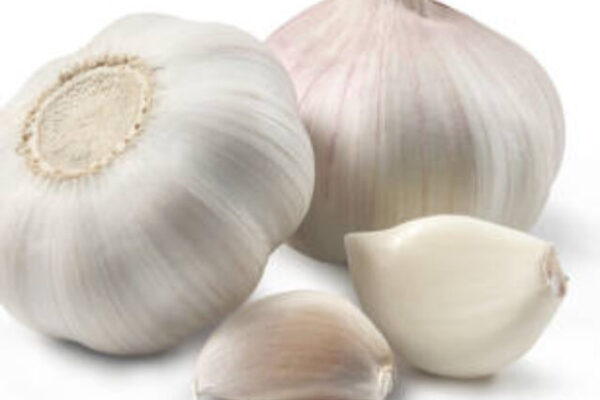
{"left": 377, "top": 365, "right": 395, "bottom": 400}
{"left": 544, "top": 248, "right": 568, "bottom": 298}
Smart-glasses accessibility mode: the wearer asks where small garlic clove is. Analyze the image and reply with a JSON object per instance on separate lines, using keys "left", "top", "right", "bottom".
{"left": 194, "top": 291, "right": 396, "bottom": 400}
{"left": 346, "top": 215, "right": 568, "bottom": 378}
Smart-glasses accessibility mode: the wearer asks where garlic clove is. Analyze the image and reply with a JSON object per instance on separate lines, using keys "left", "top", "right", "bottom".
{"left": 0, "top": 14, "right": 314, "bottom": 355}
{"left": 346, "top": 215, "right": 567, "bottom": 378}
{"left": 268, "top": 0, "right": 565, "bottom": 263}
{"left": 194, "top": 291, "right": 396, "bottom": 400}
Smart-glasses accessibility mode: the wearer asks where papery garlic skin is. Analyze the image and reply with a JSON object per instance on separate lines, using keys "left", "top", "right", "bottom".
{"left": 346, "top": 215, "right": 567, "bottom": 378}
{"left": 194, "top": 291, "right": 396, "bottom": 400}
{"left": 268, "top": 0, "right": 565, "bottom": 262}
{"left": 0, "top": 14, "right": 314, "bottom": 355}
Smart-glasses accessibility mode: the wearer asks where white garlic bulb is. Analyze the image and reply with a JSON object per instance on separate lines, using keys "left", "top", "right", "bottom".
{"left": 346, "top": 215, "right": 568, "bottom": 378}
{"left": 268, "top": 0, "right": 565, "bottom": 262}
{"left": 194, "top": 291, "right": 396, "bottom": 400}
{"left": 0, "top": 14, "right": 314, "bottom": 355}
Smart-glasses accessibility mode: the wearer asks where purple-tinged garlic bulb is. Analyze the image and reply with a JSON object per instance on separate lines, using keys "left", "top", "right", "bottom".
{"left": 268, "top": 0, "right": 565, "bottom": 262}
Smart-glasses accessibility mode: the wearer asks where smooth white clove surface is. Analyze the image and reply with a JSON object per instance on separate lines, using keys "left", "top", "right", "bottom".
{"left": 346, "top": 215, "right": 568, "bottom": 378}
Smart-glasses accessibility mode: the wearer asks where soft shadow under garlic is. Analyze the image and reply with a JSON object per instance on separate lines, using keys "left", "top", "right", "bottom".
{"left": 534, "top": 204, "right": 594, "bottom": 261}
{"left": 399, "top": 359, "right": 565, "bottom": 397}
{"left": 45, "top": 321, "right": 217, "bottom": 368}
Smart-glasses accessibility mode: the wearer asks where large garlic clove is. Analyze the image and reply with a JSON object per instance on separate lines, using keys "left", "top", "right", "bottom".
{"left": 194, "top": 291, "right": 396, "bottom": 400}
{"left": 268, "top": 0, "right": 565, "bottom": 263}
{"left": 346, "top": 215, "right": 567, "bottom": 378}
{"left": 0, "top": 15, "right": 314, "bottom": 355}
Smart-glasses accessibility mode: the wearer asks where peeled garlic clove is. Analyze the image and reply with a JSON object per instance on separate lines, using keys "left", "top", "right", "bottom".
{"left": 194, "top": 291, "right": 396, "bottom": 400}
{"left": 0, "top": 14, "right": 314, "bottom": 355}
{"left": 346, "top": 215, "right": 567, "bottom": 378}
{"left": 268, "top": 0, "right": 565, "bottom": 263}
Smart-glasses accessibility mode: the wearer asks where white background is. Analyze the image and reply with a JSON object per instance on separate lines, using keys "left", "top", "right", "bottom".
{"left": 0, "top": 1, "right": 598, "bottom": 399}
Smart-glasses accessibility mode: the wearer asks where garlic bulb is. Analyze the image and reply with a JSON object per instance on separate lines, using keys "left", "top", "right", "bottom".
{"left": 268, "top": 0, "right": 565, "bottom": 262}
{"left": 346, "top": 215, "right": 568, "bottom": 378}
{"left": 194, "top": 291, "right": 396, "bottom": 400}
{"left": 0, "top": 14, "right": 314, "bottom": 355}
